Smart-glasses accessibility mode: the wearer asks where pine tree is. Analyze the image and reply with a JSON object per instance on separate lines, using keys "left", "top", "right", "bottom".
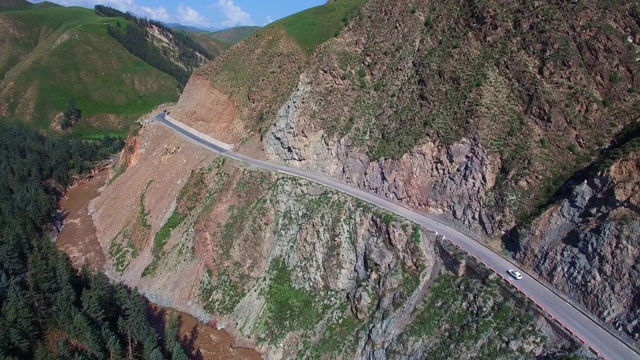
{"left": 1, "top": 284, "right": 38, "bottom": 356}
{"left": 171, "top": 344, "right": 190, "bottom": 360}
{"left": 163, "top": 311, "right": 180, "bottom": 354}
{"left": 149, "top": 347, "right": 164, "bottom": 360}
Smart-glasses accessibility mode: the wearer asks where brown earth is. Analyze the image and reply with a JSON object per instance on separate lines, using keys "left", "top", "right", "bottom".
{"left": 195, "top": 24, "right": 308, "bottom": 138}
{"left": 170, "top": 74, "right": 245, "bottom": 144}
{"left": 92, "top": 119, "right": 215, "bottom": 276}
{"left": 90, "top": 118, "right": 269, "bottom": 353}
{"left": 54, "top": 120, "right": 263, "bottom": 358}
{"left": 150, "top": 305, "right": 261, "bottom": 360}
{"left": 56, "top": 170, "right": 108, "bottom": 270}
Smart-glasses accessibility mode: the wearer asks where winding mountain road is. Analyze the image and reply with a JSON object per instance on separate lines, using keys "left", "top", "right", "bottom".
{"left": 155, "top": 113, "right": 639, "bottom": 360}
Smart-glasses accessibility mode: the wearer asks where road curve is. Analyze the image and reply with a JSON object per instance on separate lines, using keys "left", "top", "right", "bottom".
{"left": 155, "top": 113, "right": 640, "bottom": 360}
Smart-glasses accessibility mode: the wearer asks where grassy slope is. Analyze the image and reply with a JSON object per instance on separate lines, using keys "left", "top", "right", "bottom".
{"left": 209, "top": 26, "right": 261, "bottom": 45}
{"left": 276, "top": 0, "right": 367, "bottom": 54}
{"left": 0, "top": 6, "right": 179, "bottom": 136}
{"left": 200, "top": 0, "right": 368, "bottom": 134}
{"left": 188, "top": 31, "right": 230, "bottom": 56}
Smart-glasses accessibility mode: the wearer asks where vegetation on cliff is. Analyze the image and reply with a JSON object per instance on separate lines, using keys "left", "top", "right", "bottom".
{"left": 97, "top": 5, "right": 215, "bottom": 87}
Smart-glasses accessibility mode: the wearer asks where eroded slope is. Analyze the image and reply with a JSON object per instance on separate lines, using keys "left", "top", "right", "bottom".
{"left": 91, "top": 119, "right": 589, "bottom": 359}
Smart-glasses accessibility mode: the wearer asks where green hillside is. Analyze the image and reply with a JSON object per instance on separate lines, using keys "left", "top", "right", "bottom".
{"left": 199, "top": 0, "right": 368, "bottom": 133}
{"left": 275, "top": 0, "right": 366, "bottom": 54}
{"left": 185, "top": 31, "right": 230, "bottom": 57}
{"left": 0, "top": 5, "right": 180, "bottom": 136}
{"left": 209, "top": 26, "right": 261, "bottom": 45}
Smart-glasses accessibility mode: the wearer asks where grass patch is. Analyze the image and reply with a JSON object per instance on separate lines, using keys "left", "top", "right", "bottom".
{"left": 218, "top": 172, "right": 272, "bottom": 256}
{"left": 176, "top": 168, "right": 207, "bottom": 213}
{"left": 307, "top": 307, "right": 361, "bottom": 359}
{"left": 276, "top": 0, "right": 368, "bottom": 54}
{"left": 410, "top": 224, "right": 422, "bottom": 244}
{"left": 108, "top": 230, "right": 138, "bottom": 273}
{"left": 257, "top": 258, "right": 320, "bottom": 344}
{"left": 137, "top": 180, "right": 152, "bottom": 230}
{"left": 198, "top": 268, "right": 246, "bottom": 315}
{"left": 143, "top": 210, "right": 186, "bottom": 277}
{"left": 109, "top": 163, "right": 126, "bottom": 184}
{"left": 152, "top": 211, "right": 186, "bottom": 255}
{"left": 408, "top": 274, "right": 541, "bottom": 359}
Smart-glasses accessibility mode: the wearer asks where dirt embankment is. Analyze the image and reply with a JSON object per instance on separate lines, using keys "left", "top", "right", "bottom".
{"left": 170, "top": 74, "right": 245, "bottom": 144}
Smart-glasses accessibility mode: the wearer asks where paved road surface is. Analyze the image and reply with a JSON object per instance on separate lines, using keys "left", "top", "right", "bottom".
{"left": 155, "top": 113, "right": 640, "bottom": 360}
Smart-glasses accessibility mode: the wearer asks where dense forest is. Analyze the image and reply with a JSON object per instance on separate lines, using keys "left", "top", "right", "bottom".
{"left": 97, "top": 5, "right": 213, "bottom": 87}
{"left": 0, "top": 124, "right": 188, "bottom": 359}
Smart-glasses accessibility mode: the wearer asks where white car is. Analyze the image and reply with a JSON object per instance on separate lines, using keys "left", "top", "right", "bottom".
{"left": 507, "top": 269, "right": 523, "bottom": 280}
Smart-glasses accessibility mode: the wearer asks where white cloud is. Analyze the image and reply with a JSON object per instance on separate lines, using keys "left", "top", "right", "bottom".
{"left": 265, "top": 16, "right": 273, "bottom": 25}
{"left": 213, "top": 0, "right": 253, "bottom": 28}
{"left": 139, "top": 6, "right": 170, "bottom": 22}
{"left": 177, "top": 4, "right": 210, "bottom": 27}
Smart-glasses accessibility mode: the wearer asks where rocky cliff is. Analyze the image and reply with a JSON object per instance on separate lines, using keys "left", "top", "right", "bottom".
{"left": 513, "top": 149, "right": 640, "bottom": 342}
{"left": 176, "top": 0, "right": 640, "bottom": 239}
{"left": 262, "top": 0, "right": 640, "bottom": 236}
{"left": 265, "top": 74, "right": 500, "bottom": 236}
{"left": 90, "top": 121, "right": 586, "bottom": 359}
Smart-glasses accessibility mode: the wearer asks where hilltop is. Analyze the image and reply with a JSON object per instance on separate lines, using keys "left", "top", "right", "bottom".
{"left": 208, "top": 26, "right": 261, "bottom": 45}
{"left": 168, "top": 25, "right": 260, "bottom": 46}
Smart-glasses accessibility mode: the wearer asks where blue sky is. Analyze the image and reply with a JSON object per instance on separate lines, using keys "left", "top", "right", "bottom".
{"left": 35, "top": 0, "right": 326, "bottom": 29}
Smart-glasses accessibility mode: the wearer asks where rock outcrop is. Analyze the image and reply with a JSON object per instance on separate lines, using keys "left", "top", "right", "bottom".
{"left": 514, "top": 152, "right": 640, "bottom": 341}
{"left": 265, "top": 75, "right": 500, "bottom": 235}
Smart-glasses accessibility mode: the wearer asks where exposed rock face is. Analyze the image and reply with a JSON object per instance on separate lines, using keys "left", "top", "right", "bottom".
{"left": 261, "top": 0, "right": 640, "bottom": 237}
{"left": 515, "top": 153, "right": 640, "bottom": 341}
{"left": 90, "top": 121, "right": 579, "bottom": 359}
{"left": 265, "top": 75, "right": 500, "bottom": 235}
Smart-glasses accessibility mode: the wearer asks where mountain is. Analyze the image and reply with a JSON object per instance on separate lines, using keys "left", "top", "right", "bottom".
{"left": 81, "top": 0, "right": 640, "bottom": 359}
{"left": 166, "top": 23, "right": 204, "bottom": 32}
{"left": 0, "top": 3, "right": 226, "bottom": 136}
{"left": 166, "top": 0, "right": 639, "bottom": 353}
{"left": 166, "top": 23, "right": 260, "bottom": 46}
{"left": 95, "top": 5, "right": 219, "bottom": 86}
{"left": 0, "top": 4, "right": 179, "bottom": 136}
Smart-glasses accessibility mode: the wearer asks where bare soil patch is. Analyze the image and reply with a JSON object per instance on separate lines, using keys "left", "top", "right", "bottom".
{"left": 149, "top": 305, "right": 261, "bottom": 360}
{"left": 171, "top": 74, "right": 245, "bottom": 144}
{"left": 56, "top": 171, "right": 108, "bottom": 270}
